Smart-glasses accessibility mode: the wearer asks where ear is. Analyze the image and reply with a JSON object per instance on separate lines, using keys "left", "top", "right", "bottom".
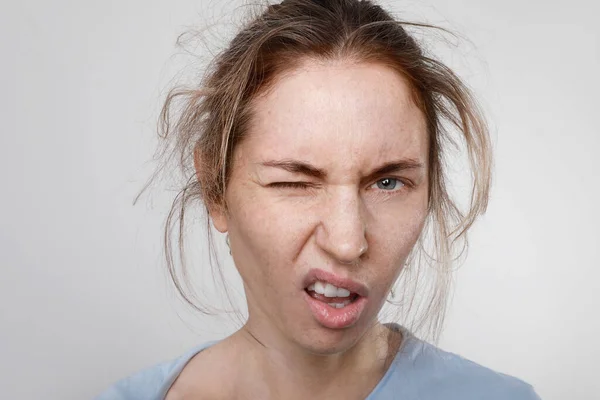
{"left": 194, "top": 147, "right": 229, "bottom": 233}
{"left": 209, "top": 203, "right": 228, "bottom": 233}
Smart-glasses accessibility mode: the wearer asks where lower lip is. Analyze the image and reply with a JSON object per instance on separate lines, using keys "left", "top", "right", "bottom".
{"left": 303, "top": 290, "right": 368, "bottom": 329}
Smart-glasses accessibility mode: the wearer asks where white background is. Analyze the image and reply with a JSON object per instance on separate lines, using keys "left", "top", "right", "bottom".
{"left": 1, "top": 0, "right": 598, "bottom": 399}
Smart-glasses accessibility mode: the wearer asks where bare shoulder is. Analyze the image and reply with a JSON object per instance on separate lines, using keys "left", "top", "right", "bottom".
{"left": 164, "top": 339, "right": 238, "bottom": 400}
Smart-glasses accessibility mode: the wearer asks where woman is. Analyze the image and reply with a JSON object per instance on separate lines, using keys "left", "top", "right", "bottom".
{"left": 97, "top": 0, "right": 541, "bottom": 398}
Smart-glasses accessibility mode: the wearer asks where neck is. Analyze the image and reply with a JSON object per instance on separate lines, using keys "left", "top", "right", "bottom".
{"left": 230, "top": 317, "right": 402, "bottom": 399}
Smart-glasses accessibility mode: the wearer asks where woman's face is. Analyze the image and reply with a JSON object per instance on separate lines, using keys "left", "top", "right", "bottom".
{"left": 210, "top": 59, "right": 429, "bottom": 354}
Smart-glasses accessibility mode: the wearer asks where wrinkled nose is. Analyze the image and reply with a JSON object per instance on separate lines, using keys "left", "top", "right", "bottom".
{"left": 315, "top": 188, "right": 368, "bottom": 265}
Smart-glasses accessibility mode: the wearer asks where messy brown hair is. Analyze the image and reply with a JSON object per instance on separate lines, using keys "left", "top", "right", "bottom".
{"left": 135, "top": 0, "right": 492, "bottom": 343}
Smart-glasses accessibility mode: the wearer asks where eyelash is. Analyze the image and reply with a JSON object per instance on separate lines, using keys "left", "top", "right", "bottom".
{"left": 269, "top": 178, "right": 411, "bottom": 192}
{"left": 270, "top": 182, "right": 316, "bottom": 189}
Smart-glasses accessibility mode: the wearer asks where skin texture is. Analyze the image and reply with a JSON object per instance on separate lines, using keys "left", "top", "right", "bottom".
{"left": 167, "top": 59, "right": 430, "bottom": 399}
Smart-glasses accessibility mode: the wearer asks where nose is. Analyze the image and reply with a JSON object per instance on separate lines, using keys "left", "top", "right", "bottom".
{"left": 315, "top": 187, "right": 368, "bottom": 265}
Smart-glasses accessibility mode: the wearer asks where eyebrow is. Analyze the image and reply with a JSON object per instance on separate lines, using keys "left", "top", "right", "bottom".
{"left": 259, "top": 158, "right": 424, "bottom": 181}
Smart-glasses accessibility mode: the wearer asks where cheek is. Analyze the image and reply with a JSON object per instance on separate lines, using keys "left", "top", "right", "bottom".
{"left": 367, "top": 199, "right": 428, "bottom": 280}
{"left": 383, "top": 208, "right": 426, "bottom": 250}
{"left": 226, "top": 189, "right": 314, "bottom": 288}
{"left": 233, "top": 197, "right": 311, "bottom": 248}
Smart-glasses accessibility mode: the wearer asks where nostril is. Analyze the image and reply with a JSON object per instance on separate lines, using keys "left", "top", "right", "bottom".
{"left": 314, "top": 210, "right": 368, "bottom": 263}
{"left": 358, "top": 243, "right": 368, "bottom": 256}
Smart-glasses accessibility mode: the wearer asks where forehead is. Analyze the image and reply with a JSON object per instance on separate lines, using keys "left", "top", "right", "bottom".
{"left": 241, "top": 60, "right": 428, "bottom": 173}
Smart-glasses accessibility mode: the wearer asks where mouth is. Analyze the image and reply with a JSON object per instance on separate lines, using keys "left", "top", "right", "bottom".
{"left": 304, "top": 281, "right": 360, "bottom": 308}
{"left": 302, "top": 269, "right": 368, "bottom": 329}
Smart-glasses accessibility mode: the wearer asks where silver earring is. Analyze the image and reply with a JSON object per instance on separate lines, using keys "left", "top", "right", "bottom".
{"left": 225, "top": 234, "right": 231, "bottom": 255}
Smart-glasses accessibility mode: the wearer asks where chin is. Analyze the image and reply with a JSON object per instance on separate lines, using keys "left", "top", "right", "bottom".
{"left": 290, "top": 319, "right": 371, "bottom": 356}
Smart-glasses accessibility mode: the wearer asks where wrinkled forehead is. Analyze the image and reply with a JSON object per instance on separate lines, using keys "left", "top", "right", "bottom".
{"left": 238, "top": 61, "right": 429, "bottom": 176}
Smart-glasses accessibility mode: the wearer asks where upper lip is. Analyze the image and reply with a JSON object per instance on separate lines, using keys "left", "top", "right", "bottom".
{"left": 303, "top": 268, "right": 369, "bottom": 297}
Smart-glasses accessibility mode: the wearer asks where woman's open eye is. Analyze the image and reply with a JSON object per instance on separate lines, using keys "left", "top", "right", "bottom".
{"left": 370, "top": 178, "right": 405, "bottom": 191}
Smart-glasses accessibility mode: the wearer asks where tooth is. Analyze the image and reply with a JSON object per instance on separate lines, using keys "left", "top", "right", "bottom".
{"left": 307, "top": 283, "right": 315, "bottom": 291}
{"left": 336, "top": 288, "right": 350, "bottom": 297}
{"left": 314, "top": 281, "right": 326, "bottom": 295}
{"left": 329, "top": 303, "right": 344, "bottom": 308}
{"left": 324, "top": 283, "right": 338, "bottom": 297}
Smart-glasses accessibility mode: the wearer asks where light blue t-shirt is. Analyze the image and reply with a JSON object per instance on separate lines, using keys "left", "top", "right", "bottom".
{"left": 96, "top": 326, "right": 541, "bottom": 399}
